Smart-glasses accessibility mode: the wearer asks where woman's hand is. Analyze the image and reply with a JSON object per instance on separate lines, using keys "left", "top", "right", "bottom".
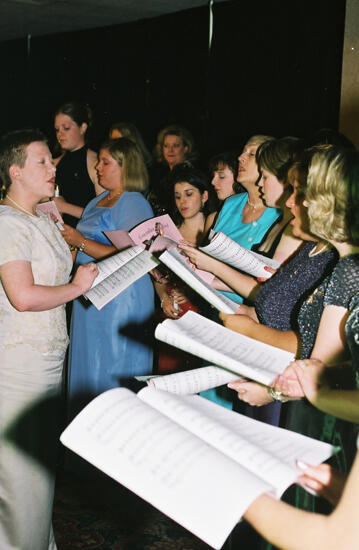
{"left": 170, "top": 286, "right": 188, "bottom": 305}
{"left": 61, "top": 224, "right": 84, "bottom": 247}
{"left": 290, "top": 359, "right": 326, "bottom": 402}
{"left": 228, "top": 379, "right": 274, "bottom": 406}
{"left": 297, "top": 461, "right": 347, "bottom": 507}
{"left": 71, "top": 262, "right": 98, "bottom": 294}
{"left": 257, "top": 265, "right": 277, "bottom": 282}
{"left": 178, "top": 242, "right": 217, "bottom": 273}
{"left": 219, "top": 312, "right": 258, "bottom": 336}
{"left": 161, "top": 292, "right": 182, "bottom": 318}
{"left": 150, "top": 268, "right": 169, "bottom": 284}
{"left": 271, "top": 359, "right": 326, "bottom": 400}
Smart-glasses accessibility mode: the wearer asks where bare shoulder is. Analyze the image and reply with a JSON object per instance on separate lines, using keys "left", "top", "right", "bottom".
{"left": 273, "top": 229, "right": 303, "bottom": 265}
{"left": 53, "top": 153, "right": 65, "bottom": 167}
{"left": 87, "top": 148, "right": 98, "bottom": 167}
{"left": 86, "top": 149, "right": 102, "bottom": 193}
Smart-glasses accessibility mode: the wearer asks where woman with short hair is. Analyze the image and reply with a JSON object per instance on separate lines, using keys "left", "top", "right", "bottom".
{"left": 0, "top": 128, "right": 97, "bottom": 550}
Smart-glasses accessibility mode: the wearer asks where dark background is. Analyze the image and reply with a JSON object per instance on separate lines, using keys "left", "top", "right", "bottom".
{"left": 0, "top": 0, "right": 346, "bottom": 161}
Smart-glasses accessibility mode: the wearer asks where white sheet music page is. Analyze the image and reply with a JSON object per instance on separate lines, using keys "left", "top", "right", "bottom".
{"left": 149, "top": 365, "right": 241, "bottom": 394}
{"left": 200, "top": 231, "right": 279, "bottom": 277}
{"left": 60, "top": 387, "right": 271, "bottom": 549}
{"left": 159, "top": 248, "right": 238, "bottom": 313}
{"left": 140, "top": 388, "right": 335, "bottom": 498}
{"left": 155, "top": 310, "right": 294, "bottom": 385}
{"left": 84, "top": 248, "right": 158, "bottom": 309}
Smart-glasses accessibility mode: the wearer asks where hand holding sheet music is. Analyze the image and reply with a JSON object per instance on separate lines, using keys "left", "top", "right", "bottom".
{"left": 199, "top": 231, "right": 280, "bottom": 278}
{"left": 84, "top": 246, "right": 159, "bottom": 310}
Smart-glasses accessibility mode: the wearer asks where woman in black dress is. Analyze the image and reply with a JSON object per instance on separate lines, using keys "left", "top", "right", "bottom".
{"left": 54, "top": 101, "right": 102, "bottom": 226}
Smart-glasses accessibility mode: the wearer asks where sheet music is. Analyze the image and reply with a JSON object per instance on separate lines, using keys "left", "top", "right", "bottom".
{"left": 85, "top": 249, "right": 158, "bottom": 309}
{"left": 149, "top": 366, "right": 241, "bottom": 394}
{"left": 200, "top": 232, "right": 279, "bottom": 278}
{"left": 155, "top": 310, "right": 294, "bottom": 385}
{"left": 61, "top": 388, "right": 270, "bottom": 549}
{"left": 140, "top": 389, "right": 335, "bottom": 498}
{"left": 159, "top": 248, "right": 238, "bottom": 313}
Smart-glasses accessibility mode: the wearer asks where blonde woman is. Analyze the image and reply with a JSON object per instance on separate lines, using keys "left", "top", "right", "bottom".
{"left": 63, "top": 137, "right": 154, "bottom": 424}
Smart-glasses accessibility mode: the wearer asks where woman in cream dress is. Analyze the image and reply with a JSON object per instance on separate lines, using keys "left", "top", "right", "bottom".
{"left": 0, "top": 129, "right": 97, "bottom": 550}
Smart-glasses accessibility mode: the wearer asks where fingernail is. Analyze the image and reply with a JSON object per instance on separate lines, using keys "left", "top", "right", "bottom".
{"left": 297, "top": 460, "right": 308, "bottom": 470}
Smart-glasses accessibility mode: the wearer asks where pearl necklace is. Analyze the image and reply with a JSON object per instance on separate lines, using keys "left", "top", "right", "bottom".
{"left": 106, "top": 192, "right": 122, "bottom": 201}
{"left": 6, "top": 195, "right": 38, "bottom": 216}
{"left": 247, "top": 198, "right": 263, "bottom": 211}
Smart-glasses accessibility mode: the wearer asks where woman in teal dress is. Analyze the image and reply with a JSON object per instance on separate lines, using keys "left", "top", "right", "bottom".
{"left": 202, "top": 135, "right": 281, "bottom": 408}
{"left": 63, "top": 138, "right": 154, "bottom": 420}
{"left": 212, "top": 135, "right": 281, "bottom": 305}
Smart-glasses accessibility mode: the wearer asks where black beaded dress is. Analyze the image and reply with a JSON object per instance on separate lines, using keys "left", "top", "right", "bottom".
{"left": 242, "top": 242, "right": 337, "bottom": 426}
{"left": 345, "top": 292, "right": 359, "bottom": 389}
{"left": 277, "top": 254, "right": 359, "bottom": 523}
{"left": 55, "top": 146, "right": 96, "bottom": 227}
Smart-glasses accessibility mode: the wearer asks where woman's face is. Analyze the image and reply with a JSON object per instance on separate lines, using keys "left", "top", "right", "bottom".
{"left": 162, "top": 134, "right": 188, "bottom": 168}
{"left": 211, "top": 164, "right": 235, "bottom": 201}
{"left": 237, "top": 140, "right": 260, "bottom": 187}
{"left": 14, "top": 141, "right": 56, "bottom": 200}
{"left": 174, "top": 181, "right": 207, "bottom": 219}
{"left": 285, "top": 180, "right": 313, "bottom": 240}
{"left": 258, "top": 168, "right": 285, "bottom": 208}
{"left": 96, "top": 148, "right": 123, "bottom": 191}
{"left": 54, "top": 113, "right": 87, "bottom": 152}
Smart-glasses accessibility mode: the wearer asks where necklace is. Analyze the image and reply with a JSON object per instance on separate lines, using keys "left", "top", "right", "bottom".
{"left": 247, "top": 198, "right": 263, "bottom": 211}
{"left": 107, "top": 192, "right": 122, "bottom": 201}
{"left": 6, "top": 195, "right": 37, "bottom": 216}
{"left": 308, "top": 242, "right": 329, "bottom": 257}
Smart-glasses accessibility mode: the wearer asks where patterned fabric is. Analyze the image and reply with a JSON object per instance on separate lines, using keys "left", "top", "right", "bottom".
{"left": 255, "top": 242, "right": 337, "bottom": 331}
{"left": 0, "top": 206, "right": 72, "bottom": 354}
{"left": 280, "top": 254, "right": 359, "bottom": 519}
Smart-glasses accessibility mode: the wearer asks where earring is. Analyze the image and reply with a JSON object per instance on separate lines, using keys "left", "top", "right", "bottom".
{"left": 0, "top": 184, "right": 6, "bottom": 201}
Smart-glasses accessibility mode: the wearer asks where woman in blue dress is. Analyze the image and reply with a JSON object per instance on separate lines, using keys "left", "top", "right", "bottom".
{"left": 63, "top": 137, "right": 154, "bottom": 419}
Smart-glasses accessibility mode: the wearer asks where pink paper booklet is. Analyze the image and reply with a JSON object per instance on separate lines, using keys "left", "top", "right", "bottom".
{"left": 105, "top": 214, "right": 214, "bottom": 284}
{"left": 36, "top": 200, "right": 64, "bottom": 226}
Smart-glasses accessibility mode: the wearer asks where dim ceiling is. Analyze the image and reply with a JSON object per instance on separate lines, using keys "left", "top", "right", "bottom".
{"left": 0, "top": 0, "right": 223, "bottom": 42}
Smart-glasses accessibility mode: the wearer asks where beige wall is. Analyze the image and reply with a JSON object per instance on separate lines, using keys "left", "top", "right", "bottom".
{"left": 339, "top": 0, "right": 359, "bottom": 148}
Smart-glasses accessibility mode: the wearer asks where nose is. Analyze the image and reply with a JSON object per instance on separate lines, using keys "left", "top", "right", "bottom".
{"left": 238, "top": 152, "right": 246, "bottom": 164}
{"left": 286, "top": 191, "right": 294, "bottom": 208}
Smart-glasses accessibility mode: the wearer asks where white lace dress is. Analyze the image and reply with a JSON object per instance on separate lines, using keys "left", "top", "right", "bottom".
{"left": 0, "top": 206, "right": 72, "bottom": 550}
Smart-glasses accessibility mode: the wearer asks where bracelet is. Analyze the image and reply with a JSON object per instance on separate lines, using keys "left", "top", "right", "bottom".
{"left": 69, "top": 245, "right": 78, "bottom": 251}
{"left": 78, "top": 239, "right": 87, "bottom": 252}
{"left": 268, "top": 387, "right": 290, "bottom": 403}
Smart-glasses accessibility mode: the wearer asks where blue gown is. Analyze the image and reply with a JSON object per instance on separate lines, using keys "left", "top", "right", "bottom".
{"left": 67, "top": 191, "right": 155, "bottom": 419}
